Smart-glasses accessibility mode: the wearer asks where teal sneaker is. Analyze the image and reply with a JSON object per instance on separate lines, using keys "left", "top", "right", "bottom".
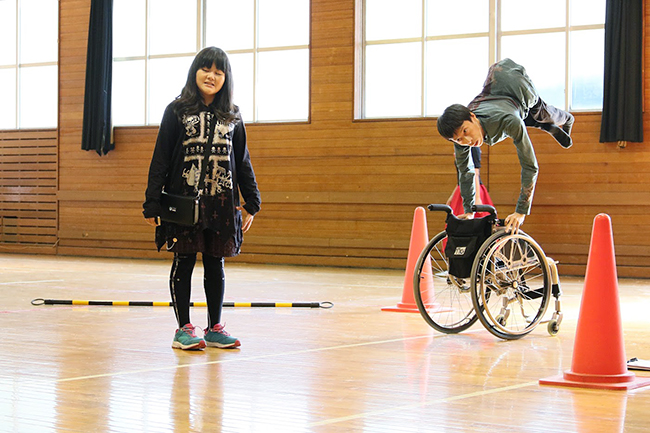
{"left": 172, "top": 323, "right": 206, "bottom": 350}
{"left": 204, "top": 323, "right": 241, "bottom": 348}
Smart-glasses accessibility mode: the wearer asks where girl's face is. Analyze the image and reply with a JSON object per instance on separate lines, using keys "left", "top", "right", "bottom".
{"left": 196, "top": 63, "right": 225, "bottom": 105}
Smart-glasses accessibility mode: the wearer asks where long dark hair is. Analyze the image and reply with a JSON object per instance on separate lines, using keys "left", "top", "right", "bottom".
{"left": 174, "top": 47, "right": 239, "bottom": 123}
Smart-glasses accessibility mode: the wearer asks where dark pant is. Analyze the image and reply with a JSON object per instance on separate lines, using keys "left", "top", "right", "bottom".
{"left": 524, "top": 98, "right": 572, "bottom": 129}
{"left": 169, "top": 253, "right": 225, "bottom": 329}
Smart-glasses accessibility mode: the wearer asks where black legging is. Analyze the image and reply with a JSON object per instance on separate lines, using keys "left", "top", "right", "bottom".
{"left": 524, "top": 97, "right": 572, "bottom": 128}
{"left": 169, "top": 253, "right": 225, "bottom": 328}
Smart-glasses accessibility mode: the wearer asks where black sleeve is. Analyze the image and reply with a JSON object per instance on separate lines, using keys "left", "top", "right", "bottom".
{"left": 454, "top": 144, "right": 476, "bottom": 213}
{"left": 232, "top": 119, "right": 261, "bottom": 215}
{"left": 470, "top": 146, "right": 482, "bottom": 169}
{"left": 142, "top": 103, "right": 180, "bottom": 218}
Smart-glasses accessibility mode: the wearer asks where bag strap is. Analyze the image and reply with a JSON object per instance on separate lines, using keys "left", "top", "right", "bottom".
{"left": 196, "top": 110, "right": 218, "bottom": 195}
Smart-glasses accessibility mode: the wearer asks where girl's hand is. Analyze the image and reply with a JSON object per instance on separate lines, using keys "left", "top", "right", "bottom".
{"left": 457, "top": 212, "right": 475, "bottom": 220}
{"left": 237, "top": 206, "right": 254, "bottom": 233}
{"left": 145, "top": 217, "right": 160, "bottom": 227}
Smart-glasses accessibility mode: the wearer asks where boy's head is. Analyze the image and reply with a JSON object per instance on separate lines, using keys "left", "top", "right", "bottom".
{"left": 437, "top": 104, "right": 484, "bottom": 147}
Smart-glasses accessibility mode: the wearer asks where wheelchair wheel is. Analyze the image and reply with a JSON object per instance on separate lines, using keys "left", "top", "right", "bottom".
{"left": 413, "top": 231, "right": 478, "bottom": 334}
{"left": 470, "top": 230, "right": 551, "bottom": 340}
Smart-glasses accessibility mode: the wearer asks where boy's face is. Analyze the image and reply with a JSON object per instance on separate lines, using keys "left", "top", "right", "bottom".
{"left": 450, "top": 112, "right": 484, "bottom": 147}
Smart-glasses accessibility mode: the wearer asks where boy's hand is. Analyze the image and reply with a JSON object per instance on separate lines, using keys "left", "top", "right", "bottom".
{"left": 457, "top": 212, "right": 475, "bottom": 220}
{"left": 504, "top": 212, "right": 526, "bottom": 234}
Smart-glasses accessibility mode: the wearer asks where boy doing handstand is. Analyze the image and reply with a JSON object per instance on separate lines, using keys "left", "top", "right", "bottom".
{"left": 437, "top": 58, "right": 573, "bottom": 234}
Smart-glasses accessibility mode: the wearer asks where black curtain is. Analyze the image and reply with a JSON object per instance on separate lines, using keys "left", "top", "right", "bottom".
{"left": 600, "top": 0, "right": 644, "bottom": 143}
{"left": 81, "top": 0, "right": 114, "bottom": 155}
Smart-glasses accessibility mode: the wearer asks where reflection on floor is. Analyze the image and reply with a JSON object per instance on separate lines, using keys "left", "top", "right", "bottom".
{"left": 1, "top": 253, "right": 649, "bottom": 432}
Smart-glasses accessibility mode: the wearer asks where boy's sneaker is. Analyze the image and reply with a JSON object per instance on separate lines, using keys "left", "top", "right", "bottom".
{"left": 172, "top": 323, "right": 206, "bottom": 350}
{"left": 204, "top": 323, "right": 241, "bottom": 348}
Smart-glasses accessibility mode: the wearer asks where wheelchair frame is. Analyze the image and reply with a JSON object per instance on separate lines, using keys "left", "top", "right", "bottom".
{"left": 413, "top": 204, "right": 563, "bottom": 340}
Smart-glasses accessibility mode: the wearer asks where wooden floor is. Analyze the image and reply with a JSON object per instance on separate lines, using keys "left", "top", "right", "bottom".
{"left": 1, "top": 253, "right": 650, "bottom": 432}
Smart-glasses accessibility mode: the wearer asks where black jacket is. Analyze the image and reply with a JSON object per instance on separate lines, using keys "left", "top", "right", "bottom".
{"left": 143, "top": 102, "right": 261, "bottom": 251}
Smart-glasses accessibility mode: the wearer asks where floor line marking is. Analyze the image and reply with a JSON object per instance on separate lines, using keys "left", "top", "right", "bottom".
{"left": 0, "top": 279, "right": 64, "bottom": 285}
{"left": 0, "top": 308, "right": 69, "bottom": 314}
{"left": 308, "top": 381, "right": 539, "bottom": 427}
{"left": 54, "top": 333, "right": 439, "bottom": 383}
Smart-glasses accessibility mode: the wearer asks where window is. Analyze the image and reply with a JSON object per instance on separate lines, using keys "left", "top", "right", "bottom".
{"left": 0, "top": 0, "right": 59, "bottom": 130}
{"left": 359, "top": 0, "right": 605, "bottom": 119}
{"left": 112, "top": 0, "right": 310, "bottom": 126}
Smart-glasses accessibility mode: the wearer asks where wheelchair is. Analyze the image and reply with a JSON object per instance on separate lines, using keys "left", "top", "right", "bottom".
{"left": 413, "top": 204, "right": 563, "bottom": 340}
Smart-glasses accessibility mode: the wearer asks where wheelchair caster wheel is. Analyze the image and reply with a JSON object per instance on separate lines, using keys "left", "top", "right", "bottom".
{"left": 496, "top": 315, "right": 507, "bottom": 326}
{"left": 547, "top": 319, "right": 560, "bottom": 336}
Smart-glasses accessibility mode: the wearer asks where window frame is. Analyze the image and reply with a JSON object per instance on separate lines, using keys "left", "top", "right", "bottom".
{"left": 112, "top": 0, "right": 311, "bottom": 126}
{"left": 356, "top": 0, "right": 605, "bottom": 120}
{"left": 0, "top": 0, "right": 59, "bottom": 130}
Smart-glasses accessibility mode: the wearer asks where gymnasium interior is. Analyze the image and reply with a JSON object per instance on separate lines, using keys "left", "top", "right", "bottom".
{"left": 1, "top": 0, "right": 650, "bottom": 431}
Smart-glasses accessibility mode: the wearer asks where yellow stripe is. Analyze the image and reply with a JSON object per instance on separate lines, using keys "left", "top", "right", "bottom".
{"left": 152, "top": 302, "right": 170, "bottom": 307}
{"left": 275, "top": 302, "right": 292, "bottom": 307}
{"left": 193, "top": 302, "right": 207, "bottom": 307}
{"left": 234, "top": 302, "right": 251, "bottom": 307}
{"left": 113, "top": 301, "right": 129, "bottom": 306}
{"left": 71, "top": 300, "right": 89, "bottom": 305}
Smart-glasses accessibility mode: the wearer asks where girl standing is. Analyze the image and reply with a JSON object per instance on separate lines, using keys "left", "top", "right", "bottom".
{"left": 143, "top": 47, "right": 261, "bottom": 350}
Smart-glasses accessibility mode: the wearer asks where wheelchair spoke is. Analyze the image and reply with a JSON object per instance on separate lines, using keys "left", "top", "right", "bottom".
{"left": 414, "top": 232, "right": 478, "bottom": 334}
{"left": 472, "top": 233, "right": 551, "bottom": 339}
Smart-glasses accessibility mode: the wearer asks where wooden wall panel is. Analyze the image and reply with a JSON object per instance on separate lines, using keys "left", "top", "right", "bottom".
{"left": 0, "top": 130, "right": 58, "bottom": 255}
{"left": 53, "top": 0, "right": 650, "bottom": 277}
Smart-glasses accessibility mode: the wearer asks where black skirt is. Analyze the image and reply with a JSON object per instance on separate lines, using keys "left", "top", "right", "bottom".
{"left": 155, "top": 194, "right": 242, "bottom": 257}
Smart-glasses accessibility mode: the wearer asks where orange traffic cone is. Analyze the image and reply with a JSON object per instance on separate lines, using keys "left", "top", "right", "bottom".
{"left": 382, "top": 207, "right": 433, "bottom": 313}
{"left": 540, "top": 214, "right": 650, "bottom": 390}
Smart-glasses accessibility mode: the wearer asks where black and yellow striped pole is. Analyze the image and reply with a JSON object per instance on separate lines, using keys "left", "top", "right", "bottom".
{"left": 31, "top": 298, "right": 333, "bottom": 308}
